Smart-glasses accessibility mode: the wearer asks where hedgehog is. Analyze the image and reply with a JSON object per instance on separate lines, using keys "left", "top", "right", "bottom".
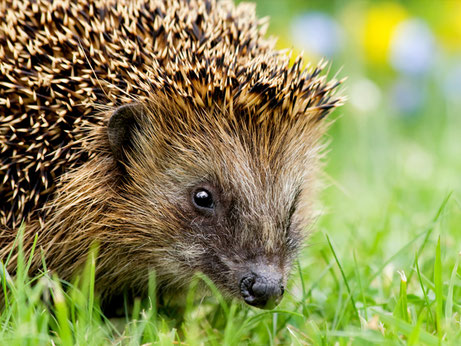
{"left": 0, "top": 0, "right": 342, "bottom": 310}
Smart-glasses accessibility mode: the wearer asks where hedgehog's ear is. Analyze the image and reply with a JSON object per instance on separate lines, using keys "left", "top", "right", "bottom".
{"left": 108, "top": 103, "right": 145, "bottom": 163}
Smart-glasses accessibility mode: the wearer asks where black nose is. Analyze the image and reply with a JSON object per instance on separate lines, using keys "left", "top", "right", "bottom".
{"left": 239, "top": 268, "right": 284, "bottom": 309}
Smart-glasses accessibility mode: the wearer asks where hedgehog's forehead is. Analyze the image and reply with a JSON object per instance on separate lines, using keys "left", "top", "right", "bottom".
{"left": 141, "top": 92, "right": 323, "bottom": 170}
{"left": 142, "top": 88, "right": 319, "bottom": 134}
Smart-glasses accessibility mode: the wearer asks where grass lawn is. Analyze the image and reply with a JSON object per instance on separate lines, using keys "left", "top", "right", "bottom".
{"left": 1, "top": 1, "right": 460, "bottom": 345}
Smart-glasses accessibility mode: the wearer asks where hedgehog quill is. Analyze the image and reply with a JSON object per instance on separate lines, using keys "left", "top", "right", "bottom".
{"left": 0, "top": 0, "right": 342, "bottom": 309}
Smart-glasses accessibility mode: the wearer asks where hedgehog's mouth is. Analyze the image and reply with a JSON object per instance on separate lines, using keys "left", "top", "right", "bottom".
{"left": 212, "top": 256, "right": 285, "bottom": 309}
{"left": 197, "top": 249, "right": 285, "bottom": 309}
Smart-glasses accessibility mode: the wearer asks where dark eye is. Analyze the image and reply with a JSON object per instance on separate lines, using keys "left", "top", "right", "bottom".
{"left": 193, "top": 189, "right": 214, "bottom": 209}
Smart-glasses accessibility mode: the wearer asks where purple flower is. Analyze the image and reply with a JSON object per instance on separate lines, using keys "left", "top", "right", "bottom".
{"left": 390, "top": 77, "right": 425, "bottom": 114}
{"left": 389, "top": 19, "right": 436, "bottom": 76}
{"left": 291, "top": 12, "right": 343, "bottom": 57}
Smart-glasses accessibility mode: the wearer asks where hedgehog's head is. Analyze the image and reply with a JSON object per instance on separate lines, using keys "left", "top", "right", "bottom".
{"left": 105, "top": 73, "right": 340, "bottom": 309}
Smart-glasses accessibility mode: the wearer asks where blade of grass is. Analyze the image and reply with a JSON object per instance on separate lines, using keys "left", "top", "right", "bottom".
{"left": 331, "top": 283, "right": 344, "bottom": 330}
{"left": 52, "top": 277, "right": 73, "bottom": 346}
{"left": 414, "top": 253, "right": 434, "bottom": 325}
{"left": 407, "top": 193, "right": 451, "bottom": 283}
{"left": 25, "top": 233, "right": 38, "bottom": 273}
{"left": 434, "top": 236, "right": 443, "bottom": 343}
{"left": 325, "top": 233, "right": 359, "bottom": 321}
{"left": 408, "top": 310, "right": 426, "bottom": 345}
{"left": 222, "top": 303, "right": 238, "bottom": 345}
{"left": 371, "top": 194, "right": 451, "bottom": 283}
{"left": 353, "top": 251, "right": 368, "bottom": 321}
{"left": 196, "top": 273, "right": 229, "bottom": 316}
{"left": 393, "top": 271, "right": 410, "bottom": 323}
{"left": 445, "top": 252, "right": 459, "bottom": 322}
{"left": 376, "top": 312, "right": 439, "bottom": 345}
{"left": 417, "top": 193, "right": 451, "bottom": 261}
{"left": 276, "top": 260, "right": 335, "bottom": 335}
{"left": 82, "top": 243, "right": 98, "bottom": 324}
{"left": 4, "top": 223, "right": 24, "bottom": 267}
{"left": 239, "top": 309, "right": 305, "bottom": 338}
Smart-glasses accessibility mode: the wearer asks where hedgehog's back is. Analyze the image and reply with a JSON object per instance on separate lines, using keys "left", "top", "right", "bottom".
{"left": 0, "top": 0, "right": 276, "bottom": 228}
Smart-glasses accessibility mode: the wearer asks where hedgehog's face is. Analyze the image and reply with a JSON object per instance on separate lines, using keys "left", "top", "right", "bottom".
{"left": 108, "top": 102, "right": 320, "bottom": 309}
{"left": 178, "top": 177, "right": 304, "bottom": 310}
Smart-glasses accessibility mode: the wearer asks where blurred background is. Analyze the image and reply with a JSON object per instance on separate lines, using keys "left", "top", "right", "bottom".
{"left": 250, "top": 0, "right": 461, "bottom": 118}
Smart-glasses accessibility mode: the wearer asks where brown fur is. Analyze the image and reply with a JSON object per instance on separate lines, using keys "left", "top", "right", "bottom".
{"left": 0, "top": 0, "right": 342, "bottom": 300}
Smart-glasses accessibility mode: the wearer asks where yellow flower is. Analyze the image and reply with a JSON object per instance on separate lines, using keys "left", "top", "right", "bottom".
{"left": 439, "top": 2, "right": 461, "bottom": 51}
{"left": 363, "top": 3, "right": 407, "bottom": 64}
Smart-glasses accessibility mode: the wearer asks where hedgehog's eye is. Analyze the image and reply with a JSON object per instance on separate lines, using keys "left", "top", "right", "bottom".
{"left": 193, "top": 189, "right": 214, "bottom": 210}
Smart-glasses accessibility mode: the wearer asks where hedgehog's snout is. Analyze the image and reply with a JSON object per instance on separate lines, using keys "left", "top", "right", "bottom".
{"left": 239, "top": 264, "right": 284, "bottom": 310}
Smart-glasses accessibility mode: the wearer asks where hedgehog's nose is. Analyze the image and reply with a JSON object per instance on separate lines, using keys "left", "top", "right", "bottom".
{"left": 239, "top": 266, "right": 284, "bottom": 309}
